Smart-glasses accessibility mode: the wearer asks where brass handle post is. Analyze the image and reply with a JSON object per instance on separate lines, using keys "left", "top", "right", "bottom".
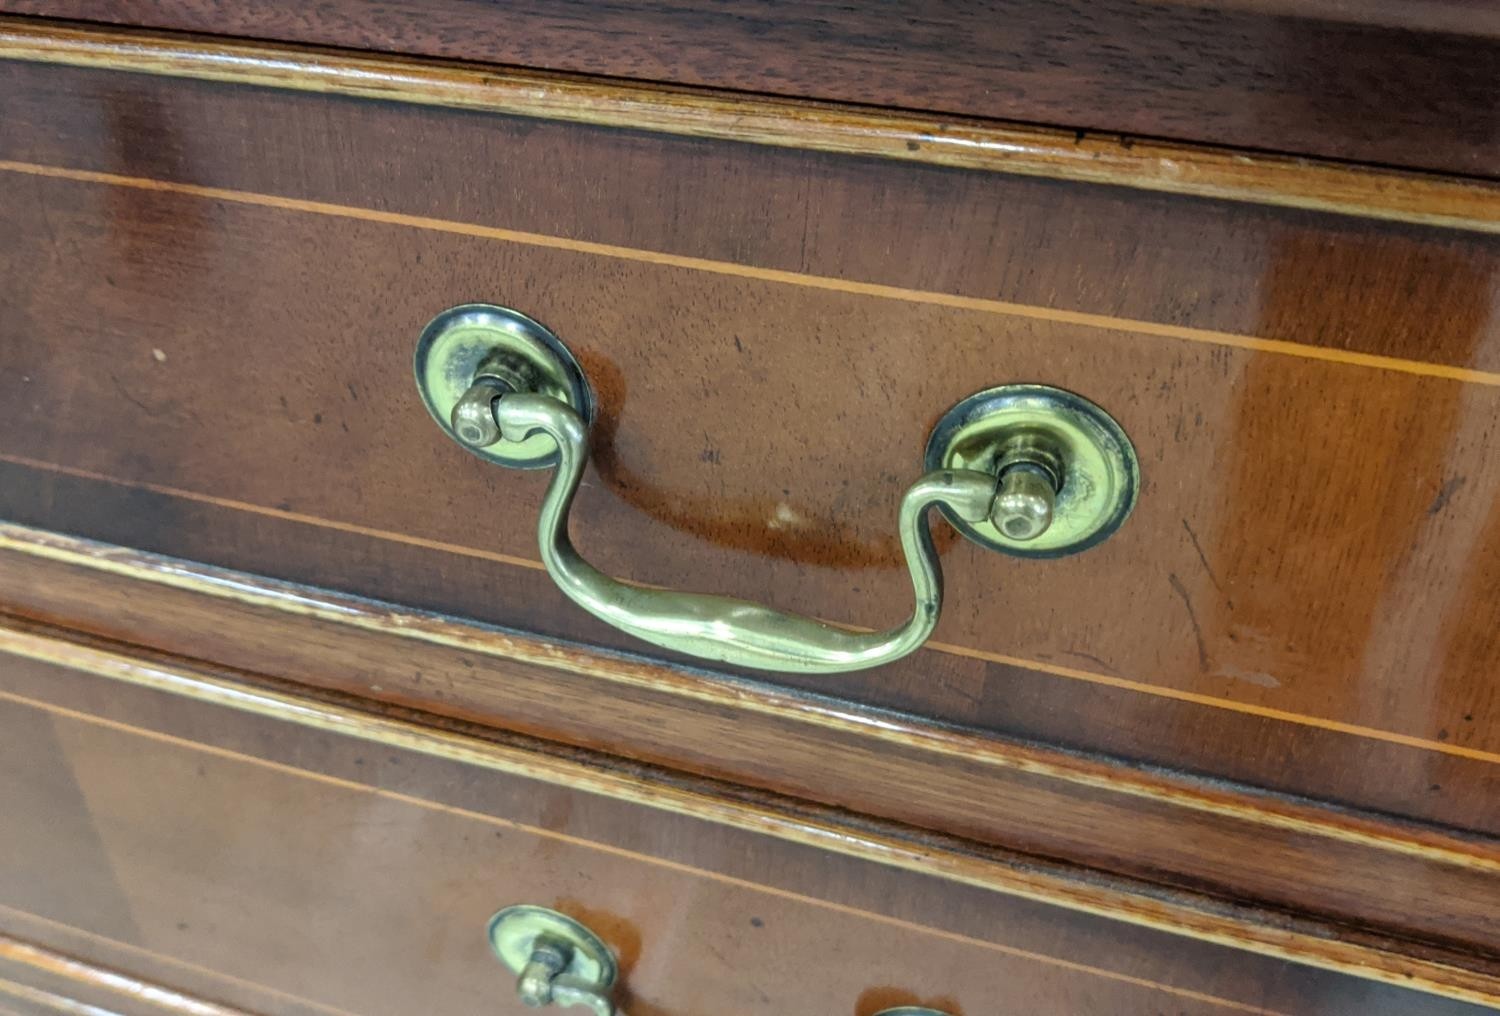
{"left": 489, "top": 907, "right": 621, "bottom": 1015}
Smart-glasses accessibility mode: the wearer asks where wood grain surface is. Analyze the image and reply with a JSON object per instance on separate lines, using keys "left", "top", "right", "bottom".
{"left": 1, "top": 2, "right": 1497, "bottom": 177}
{"left": 1, "top": 19, "right": 1497, "bottom": 235}
{"left": 3, "top": 526, "right": 1499, "bottom": 967}
{"left": 0, "top": 935, "right": 253, "bottom": 1016}
{"left": 1, "top": 58, "right": 1499, "bottom": 843}
{"left": 1, "top": 630, "right": 1495, "bottom": 1013}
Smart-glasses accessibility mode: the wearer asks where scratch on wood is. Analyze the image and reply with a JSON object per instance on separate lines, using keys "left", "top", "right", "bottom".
{"left": 1427, "top": 475, "right": 1466, "bottom": 516}
{"left": 1168, "top": 572, "right": 1209, "bottom": 673}
{"left": 1181, "top": 518, "right": 1222, "bottom": 594}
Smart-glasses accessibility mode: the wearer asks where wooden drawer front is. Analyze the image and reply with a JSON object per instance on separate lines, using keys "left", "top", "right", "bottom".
{"left": 3, "top": 3, "right": 1498, "bottom": 176}
{"left": 2, "top": 53, "right": 1500, "bottom": 839}
{"left": 0, "top": 635, "right": 1486, "bottom": 1016}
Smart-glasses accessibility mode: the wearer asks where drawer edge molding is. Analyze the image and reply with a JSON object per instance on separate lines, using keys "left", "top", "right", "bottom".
{"left": 0, "top": 933, "right": 255, "bottom": 1016}
{"left": 2, "top": 522, "right": 1495, "bottom": 878}
{"left": 1, "top": 17, "right": 1498, "bottom": 236}
{"left": 2, "top": 546, "right": 1500, "bottom": 1002}
{"left": 3, "top": 648, "right": 1484, "bottom": 1016}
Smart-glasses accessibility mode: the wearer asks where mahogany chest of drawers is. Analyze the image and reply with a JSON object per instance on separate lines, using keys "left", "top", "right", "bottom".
{"left": 1, "top": 4, "right": 1498, "bottom": 1014}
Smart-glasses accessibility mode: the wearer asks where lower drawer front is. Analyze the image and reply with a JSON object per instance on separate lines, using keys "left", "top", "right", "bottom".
{"left": 0, "top": 637, "right": 1485, "bottom": 1016}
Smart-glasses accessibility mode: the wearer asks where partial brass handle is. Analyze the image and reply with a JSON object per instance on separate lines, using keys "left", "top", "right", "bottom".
{"left": 488, "top": 906, "right": 961, "bottom": 1015}
{"left": 416, "top": 305, "right": 1138, "bottom": 675}
{"left": 489, "top": 906, "right": 621, "bottom": 1015}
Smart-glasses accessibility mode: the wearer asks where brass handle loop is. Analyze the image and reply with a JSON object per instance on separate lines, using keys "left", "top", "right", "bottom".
{"left": 496, "top": 392, "right": 998, "bottom": 674}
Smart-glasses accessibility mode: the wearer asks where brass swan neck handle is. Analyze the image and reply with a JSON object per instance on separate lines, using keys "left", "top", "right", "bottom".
{"left": 414, "top": 304, "right": 1138, "bottom": 675}
{"left": 497, "top": 392, "right": 998, "bottom": 674}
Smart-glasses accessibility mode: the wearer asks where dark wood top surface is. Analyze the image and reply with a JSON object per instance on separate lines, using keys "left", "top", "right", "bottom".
{"left": 2, "top": 1, "right": 1498, "bottom": 177}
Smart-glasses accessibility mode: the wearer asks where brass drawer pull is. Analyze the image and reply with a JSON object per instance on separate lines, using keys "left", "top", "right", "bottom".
{"left": 417, "top": 305, "right": 1137, "bottom": 674}
{"left": 489, "top": 906, "right": 620, "bottom": 1014}
{"left": 488, "top": 905, "right": 956, "bottom": 1014}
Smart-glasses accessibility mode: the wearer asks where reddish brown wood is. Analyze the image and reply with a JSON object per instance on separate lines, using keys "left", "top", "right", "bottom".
{"left": 0, "top": 13, "right": 1494, "bottom": 1014}
{"left": 0, "top": 936, "right": 253, "bottom": 1015}
{"left": 0, "top": 59, "right": 1498, "bottom": 842}
{"left": 4, "top": 532, "right": 1498, "bottom": 960}
{"left": 3, "top": 18, "right": 1496, "bottom": 235}
{"left": 0, "top": 639, "right": 1493, "bottom": 1013}
{"left": 2, "top": 1, "right": 1498, "bottom": 177}
{"left": 2, "top": 60, "right": 1498, "bottom": 370}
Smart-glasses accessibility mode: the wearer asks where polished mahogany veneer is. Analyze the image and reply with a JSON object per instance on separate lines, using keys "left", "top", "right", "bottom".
{"left": 1, "top": 633, "right": 1492, "bottom": 1015}
{"left": 2, "top": 58, "right": 1498, "bottom": 837}
{"left": 2, "top": 11, "right": 1499, "bottom": 1014}
{"left": 2, "top": 0, "right": 1498, "bottom": 176}
{"left": 5, "top": 528, "right": 1499, "bottom": 974}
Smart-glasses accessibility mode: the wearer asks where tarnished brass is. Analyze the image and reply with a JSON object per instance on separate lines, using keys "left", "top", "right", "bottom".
{"left": 488, "top": 906, "right": 619, "bottom": 1015}
{"left": 485, "top": 906, "right": 955, "bottom": 1014}
{"left": 496, "top": 386, "right": 997, "bottom": 672}
{"left": 413, "top": 304, "right": 593, "bottom": 469}
{"left": 448, "top": 348, "right": 545, "bottom": 448}
{"left": 993, "top": 461, "right": 1057, "bottom": 541}
{"left": 418, "top": 307, "right": 1138, "bottom": 673}
{"left": 449, "top": 375, "right": 511, "bottom": 447}
{"left": 925, "top": 385, "right": 1138, "bottom": 558}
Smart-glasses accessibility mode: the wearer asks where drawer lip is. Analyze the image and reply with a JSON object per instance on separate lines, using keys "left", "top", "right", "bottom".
{"left": 3, "top": 652, "right": 1485, "bottom": 1016}
{"left": 1, "top": 1, "right": 1496, "bottom": 179}
{"left": 10, "top": 521, "right": 1497, "bottom": 873}
{"left": 1, "top": 16, "right": 1498, "bottom": 237}
{"left": 3, "top": 524, "right": 1499, "bottom": 1005}
{"left": 0, "top": 934, "right": 256, "bottom": 1016}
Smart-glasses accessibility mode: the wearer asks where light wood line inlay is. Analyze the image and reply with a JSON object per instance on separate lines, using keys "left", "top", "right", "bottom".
{"left": 2, "top": 158, "right": 1499, "bottom": 387}
{"left": 5, "top": 454, "right": 1499, "bottom": 770}
{"left": 0, "top": 18, "right": 1497, "bottom": 235}
{"left": 0, "top": 977, "right": 115, "bottom": 1016}
{"left": 0, "top": 936, "right": 253, "bottom": 1016}
{"left": 0, "top": 908, "right": 350, "bottom": 1016}
{"left": 0, "top": 690, "right": 1287, "bottom": 1016}
{"left": 0, "top": 628, "right": 1494, "bottom": 1006}
{"left": 6, "top": 523, "right": 1498, "bottom": 881}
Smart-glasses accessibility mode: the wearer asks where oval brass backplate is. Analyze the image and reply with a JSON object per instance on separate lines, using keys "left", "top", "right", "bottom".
{"left": 414, "top": 304, "right": 594, "bottom": 469}
{"left": 487, "top": 905, "right": 618, "bottom": 986}
{"left": 925, "top": 384, "right": 1138, "bottom": 558}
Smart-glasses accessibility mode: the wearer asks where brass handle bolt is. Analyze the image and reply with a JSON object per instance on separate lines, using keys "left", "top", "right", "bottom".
{"left": 993, "top": 462, "right": 1057, "bottom": 541}
{"left": 989, "top": 437, "right": 1064, "bottom": 542}
{"left": 489, "top": 906, "right": 620, "bottom": 1016}
{"left": 449, "top": 349, "right": 541, "bottom": 449}
{"left": 450, "top": 376, "right": 512, "bottom": 447}
{"left": 517, "top": 937, "right": 572, "bottom": 1007}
